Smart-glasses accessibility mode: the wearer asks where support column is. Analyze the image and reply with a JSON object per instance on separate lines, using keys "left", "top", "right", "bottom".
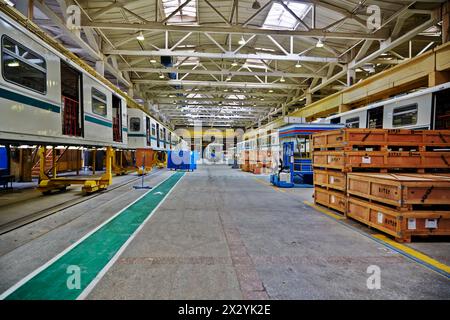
{"left": 92, "top": 149, "right": 96, "bottom": 175}
{"left": 104, "top": 147, "right": 113, "bottom": 185}
{"left": 429, "top": 71, "right": 450, "bottom": 87}
{"left": 38, "top": 146, "right": 48, "bottom": 182}
{"left": 95, "top": 60, "right": 105, "bottom": 76}
{"left": 442, "top": 1, "right": 450, "bottom": 43}
{"left": 347, "top": 69, "right": 356, "bottom": 87}
{"left": 339, "top": 104, "right": 351, "bottom": 113}
{"left": 305, "top": 91, "right": 313, "bottom": 105}
{"left": 52, "top": 147, "right": 57, "bottom": 178}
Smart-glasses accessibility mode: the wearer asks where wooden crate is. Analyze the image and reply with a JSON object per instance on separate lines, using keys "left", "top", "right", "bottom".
{"left": 347, "top": 173, "right": 450, "bottom": 207}
{"left": 347, "top": 196, "right": 450, "bottom": 242}
{"left": 313, "top": 151, "right": 450, "bottom": 171}
{"left": 314, "top": 186, "right": 346, "bottom": 213}
{"left": 241, "top": 163, "right": 250, "bottom": 172}
{"left": 312, "top": 129, "right": 450, "bottom": 150}
{"left": 313, "top": 169, "right": 346, "bottom": 191}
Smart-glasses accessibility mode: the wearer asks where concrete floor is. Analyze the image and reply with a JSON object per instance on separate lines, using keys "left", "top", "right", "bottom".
{"left": 0, "top": 172, "right": 143, "bottom": 232}
{"left": 0, "top": 165, "right": 449, "bottom": 299}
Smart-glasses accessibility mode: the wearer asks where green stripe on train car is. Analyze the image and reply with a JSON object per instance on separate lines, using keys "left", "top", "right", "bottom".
{"left": 0, "top": 87, "right": 60, "bottom": 113}
{"left": 128, "top": 133, "right": 146, "bottom": 137}
{"left": 84, "top": 115, "right": 112, "bottom": 128}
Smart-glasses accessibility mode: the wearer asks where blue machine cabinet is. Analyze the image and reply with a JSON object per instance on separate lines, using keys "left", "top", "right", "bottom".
{"left": 270, "top": 123, "right": 344, "bottom": 188}
{"left": 167, "top": 150, "right": 198, "bottom": 171}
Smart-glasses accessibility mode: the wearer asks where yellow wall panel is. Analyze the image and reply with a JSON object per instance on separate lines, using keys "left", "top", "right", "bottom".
{"left": 435, "top": 42, "right": 450, "bottom": 71}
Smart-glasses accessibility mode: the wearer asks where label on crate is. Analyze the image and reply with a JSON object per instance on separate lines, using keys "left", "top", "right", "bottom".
{"left": 362, "top": 156, "right": 372, "bottom": 164}
{"left": 330, "top": 195, "right": 336, "bottom": 203}
{"left": 407, "top": 218, "right": 416, "bottom": 230}
{"left": 377, "top": 212, "right": 383, "bottom": 224}
{"left": 329, "top": 176, "right": 335, "bottom": 184}
{"left": 425, "top": 219, "right": 438, "bottom": 229}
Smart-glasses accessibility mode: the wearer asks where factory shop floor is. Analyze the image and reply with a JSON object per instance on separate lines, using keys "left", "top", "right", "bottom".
{"left": 0, "top": 165, "right": 449, "bottom": 299}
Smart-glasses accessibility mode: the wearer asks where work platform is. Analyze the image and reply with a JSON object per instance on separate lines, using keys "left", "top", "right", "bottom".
{"left": 0, "top": 165, "right": 448, "bottom": 299}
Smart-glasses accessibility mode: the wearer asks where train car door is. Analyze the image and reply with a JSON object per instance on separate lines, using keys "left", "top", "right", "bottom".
{"left": 61, "top": 61, "right": 83, "bottom": 136}
{"left": 367, "top": 106, "right": 384, "bottom": 128}
{"left": 163, "top": 127, "right": 167, "bottom": 149}
{"left": 112, "top": 95, "right": 122, "bottom": 142}
{"left": 433, "top": 88, "right": 450, "bottom": 129}
{"left": 156, "top": 123, "right": 160, "bottom": 148}
{"left": 146, "top": 117, "right": 151, "bottom": 146}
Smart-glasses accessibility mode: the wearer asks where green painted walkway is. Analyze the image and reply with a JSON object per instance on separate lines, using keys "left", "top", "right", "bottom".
{"left": 3, "top": 172, "right": 184, "bottom": 300}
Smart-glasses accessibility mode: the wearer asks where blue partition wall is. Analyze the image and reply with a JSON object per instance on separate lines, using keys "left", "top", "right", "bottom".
{"left": 0, "top": 147, "right": 7, "bottom": 170}
{"left": 168, "top": 150, "right": 198, "bottom": 171}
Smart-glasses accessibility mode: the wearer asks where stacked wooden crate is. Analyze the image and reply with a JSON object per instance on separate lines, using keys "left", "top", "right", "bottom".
{"left": 251, "top": 150, "right": 273, "bottom": 174}
{"left": 312, "top": 128, "right": 450, "bottom": 242}
{"left": 347, "top": 173, "right": 450, "bottom": 242}
{"left": 240, "top": 151, "right": 250, "bottom": 172}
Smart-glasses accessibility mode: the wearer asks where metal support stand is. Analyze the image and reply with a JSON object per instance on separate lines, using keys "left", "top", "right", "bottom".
{"left": 134, "top": 155, "right": 152, "bottom": 190}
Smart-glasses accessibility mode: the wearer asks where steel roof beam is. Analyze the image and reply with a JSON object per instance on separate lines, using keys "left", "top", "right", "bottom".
{"left": 122, "top": 67, "right": 326, "bottom": 78}
{"left": 83, "top": 22, "right": 389, "bottom": 40}
{"left": 105, "top": 49, "right": 338, "bottom": 63}
{"left": 133, "top": 79, "right": 306, "bottom": 89}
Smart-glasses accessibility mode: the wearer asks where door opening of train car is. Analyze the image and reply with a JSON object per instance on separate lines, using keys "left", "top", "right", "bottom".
{"left": 112, "top": 95, "right": 122, "bottom": 143}
{"left": 61, "top": 61, "right": 83, "bottom": 137}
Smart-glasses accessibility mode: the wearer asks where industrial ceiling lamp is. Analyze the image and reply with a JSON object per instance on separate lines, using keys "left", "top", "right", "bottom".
{"left": 268, "top": 89, "right": 274, "bottom": 93}
{"left": 252, "top": 0, "right": 261, "bottom": 9}
{"left": 136, "top": 31, "right": 145, "bottom": 41}
{"left": 238, "top": 36, "right": 246, "bottom": 45}
{"left": 295, "top": 61, "right": 302, "bottom": 68}
{"left": 159, "top": 73, "right": 164, "bottom": 79}
{"left": 316, "top": 38, "right": 324, "bottom": 48}
{"left": 226, "top": 73, "right": 232, "bottom": 81}
{"left": 231, "top": 60, "right": 238, "bottom": 67}
{"left": 149, "top": 57, "right": 157, "bottom": 63}
{"left": 279, "top": 77, "right": 285, "bottom": 83}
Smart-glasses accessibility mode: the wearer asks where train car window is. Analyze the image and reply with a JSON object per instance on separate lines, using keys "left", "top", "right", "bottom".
{"left": 330, "top": 117, "right": 340, "bottom": 124}
{"left": 130, "top": 117, "right": 140, "bottom": 132}
{"left": 91, "top": 88, "right": 107, "bottom": 116}
{"left": 434, "top": 88, "right": 450, "bottom": 129}
{"left": 2, "top": 36, "right": 46, "bottom": 94}
{"left": 345, "top": 117, "right": 360, "bottom": 128}
{"left": 367, "top": 106, "right": 384, "bottom": 128}
{"left": 151, "top": 123, "right": 156, "bottom": 136}
{"left": 392, "top": 104, "right": 418, "bottom": 127}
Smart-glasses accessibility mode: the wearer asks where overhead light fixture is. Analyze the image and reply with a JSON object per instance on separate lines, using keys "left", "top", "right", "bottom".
{"left": 316, "top": 39, "right": 324, "bottom": 48}
{"left": 279, "top": 77, "right": 285, "bottom": 83}
{"left": 252, "top": 0, "right": 261, "bottom": 9}
{"left": 260, "top": 98, "right": 265, "bottom": 101}
{"left": 7, "top": 61, "right": 19, "bottom": 67}
{"left": 231, "top": 60, "right": 238, "bottom": 67}
{"left": 159, "top": 73, "right": 164, "bottom": 79}
{"left": 295, "top": 61, "right": 302, "bottom": 68}
{"left": 150, "top": 57, "right": 157, "bottom": 63}
{"left": 226, "top": 73, "right": 232, "bottom": 81}
{"left": 238, "top": 36, "right": 246, "bottom": 45}
{"left": 268, "top": 89, "right": 274, "bottom": 93}
{"left": 224, "top": 89, "right": 229, "bottom": 92}
{"left": 136, "top": 31, "right": 145, "bottom": 41}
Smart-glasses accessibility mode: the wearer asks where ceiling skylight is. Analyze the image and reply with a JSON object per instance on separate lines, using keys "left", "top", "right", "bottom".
{"left": 162, "top": 0, "right": 197, "bottom": 24}
{"left": 262, "top": 1, "right": 309, "bottom": 30}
